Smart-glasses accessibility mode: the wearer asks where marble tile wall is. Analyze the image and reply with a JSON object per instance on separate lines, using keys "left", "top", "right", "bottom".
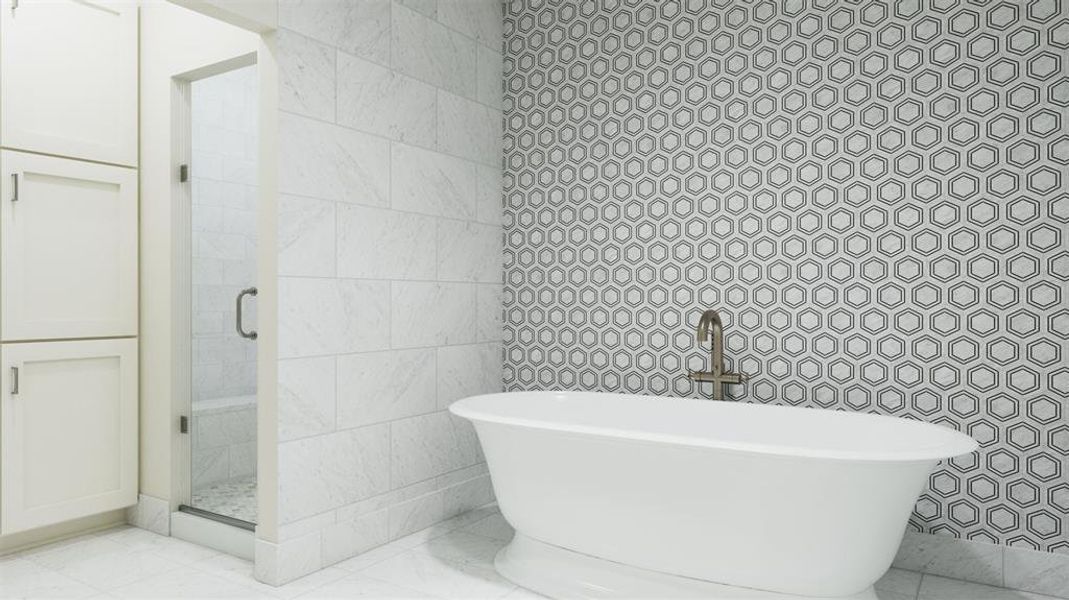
{"left": 262, "top": 0, "right": 504, "bottom": 585}
{"left": 191, "top": 65, "right": 259, "bottom": 404}
{"left": 893, "top": 530, "right": 1069, "bottom": 597}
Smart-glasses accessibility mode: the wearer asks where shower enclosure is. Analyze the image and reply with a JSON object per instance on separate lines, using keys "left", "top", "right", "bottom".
{"left": 186, "top": 64, "right": 259, "bottom": 525}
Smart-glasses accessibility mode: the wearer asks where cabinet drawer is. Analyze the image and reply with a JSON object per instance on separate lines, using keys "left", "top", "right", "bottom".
{"left": 1, "top": 339, "right": 138, "bottom": 534}
{"left": 0, "top": 0, "right": 137, "bottom": 166}
{"left": 1, "top": 151, "right": 138, "bottom": 341}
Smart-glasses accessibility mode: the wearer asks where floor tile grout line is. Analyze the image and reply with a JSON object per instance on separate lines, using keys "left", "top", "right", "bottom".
{"left": 359, "top": 568, "right": 463, "bottom": 600}
{"left": 330, "top": 509, "right": 502, "bottom": 576}
{"left": 36, "top": 546, "right": 195, "bottom": 596}
{"left": 108, "top": 564, "right": 199, "bottom": 597}
{"left": 353, "top": 539, "right": 518, "bottom": 599}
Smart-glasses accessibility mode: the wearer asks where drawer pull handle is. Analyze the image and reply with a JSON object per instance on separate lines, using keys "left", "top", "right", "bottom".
{"left": 11, "top": 173, "right": 18, "bottom": 202}
{"left": 11, "top": 367, "right": 19, "bottom": 395}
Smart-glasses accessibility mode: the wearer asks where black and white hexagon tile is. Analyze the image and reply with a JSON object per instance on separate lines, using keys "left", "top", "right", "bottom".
{"left": 502, "top": 0, "right": 1068, "bottom": 551}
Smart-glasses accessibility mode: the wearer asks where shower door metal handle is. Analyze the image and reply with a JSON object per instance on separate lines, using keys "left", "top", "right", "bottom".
{"left": 236, "top": 287, "right": 258, "bottom": 340}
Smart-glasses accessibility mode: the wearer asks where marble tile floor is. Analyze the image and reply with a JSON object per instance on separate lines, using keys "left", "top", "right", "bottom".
{"left": 190, "top": 475, "right": 258, "bottom": 524}
{"left": 1, "top": 507, "right": 1061, "bottom": 600}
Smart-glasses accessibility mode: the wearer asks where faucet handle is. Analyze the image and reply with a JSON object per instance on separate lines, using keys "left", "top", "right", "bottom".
{"left": 717, "top": 371, "right": 749, "bottom": 385}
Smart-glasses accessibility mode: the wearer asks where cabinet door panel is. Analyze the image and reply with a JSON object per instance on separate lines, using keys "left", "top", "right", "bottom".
{"left": 1, "top": 339, "right": 138, "bottom": 534}
{"left": 1, "top": 151, "right": 138, "bottom": 341}
{"left": 0, "top": 0, "right": 137, "bottom": 166}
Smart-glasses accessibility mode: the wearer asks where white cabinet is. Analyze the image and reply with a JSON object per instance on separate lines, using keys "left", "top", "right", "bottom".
{"left": 0, "top": 0, "right": 138, "bottom": 166}
{"left": 1, "top": 339, "right": 138, "bottom": 534}
{"left": 0, "top": 151, "right": 138, "bottom": 341}
{"left": 0, "top": 0, "right": 140, "bottom": 538}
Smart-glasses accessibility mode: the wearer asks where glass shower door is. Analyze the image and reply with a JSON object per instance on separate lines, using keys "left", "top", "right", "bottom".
{"left": 187, "top": 64, "right": 259, "bottom": 525}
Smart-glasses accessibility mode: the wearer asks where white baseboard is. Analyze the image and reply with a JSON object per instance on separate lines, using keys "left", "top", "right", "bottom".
{"left": 253, "top": 534, "right": 322, "bottom": 586}
{"left": 125, "top": 494, "right": 170, "bottom": 536}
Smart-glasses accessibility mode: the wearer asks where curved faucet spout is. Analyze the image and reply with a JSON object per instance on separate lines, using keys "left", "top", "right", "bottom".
{"left": 696, "top": 309, "right": 722, "bottom": 345}
{"left": 688, "top": 308, "right": 747, "bottom": 401}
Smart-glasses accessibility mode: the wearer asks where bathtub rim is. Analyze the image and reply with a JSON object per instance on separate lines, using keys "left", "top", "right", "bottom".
{"left": 450, "top": 391, "right": 978, "bottom": 463}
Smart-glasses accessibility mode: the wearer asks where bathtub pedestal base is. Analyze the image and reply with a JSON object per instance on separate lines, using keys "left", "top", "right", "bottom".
{"left": 495, "top": 534, "right": 877, "bottom": 600}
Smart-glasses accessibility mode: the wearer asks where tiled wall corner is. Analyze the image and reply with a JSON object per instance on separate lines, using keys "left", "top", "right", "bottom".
{"left": 266, "top": 0, "right": 503, "bottom": 585}
{"left": 267, "top": 466, "right": 493, "bottom": 585}
{"left": 893, "top": 531, "right": 1003, "bottom": 587}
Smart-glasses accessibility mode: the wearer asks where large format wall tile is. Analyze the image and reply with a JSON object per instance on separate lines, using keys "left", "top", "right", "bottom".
{"left": 392, "top": 3, "right": 477, "bottom": 97}
{"left": 279, "top": 424, "right": 391, "bottom": 523}
{"left": 893, "top": 532, "right": 1003, "bottom": 587}
{"left": 475, "top": 163, "right": 503, "bottom": 225}
{"left": 389, "top": 412, "right": 480, "bottom": 488}
{"left": 337, "top": 204, "right": 437, "bottom": 280}
{"left": 437, "top": 91, "right": 501, "bottom": 166}
{"left": 436, "top": 343, "right": 503, "bottom": 409}
{"left": 391, "top": 143, "right": 478, "bottom": 220}
{"left": 278, "top": 194, "right": 336, "bottom": 278}
{"left": 475, "top": 283, "right": 504, "bottom": 342}
{"left": 278, "top": 356, "right": 337, "bottom": 442}
{"left": 337, "top": 349, "right": 438, "bottom": 428}
{"left": 269, "top": 0, "right": 503, "bottom": 584}
{"left": 321, "top": 508, "right": 390, "bottom": 567}
{"left": 503, "top": 0, "right": 1069, "bottom": 551}
{"left": 336, "top": 51, "right": 437, "bottom": 147}
{"left": 278, "top": 278, "right": 390, "bottom": 358}
{"left": 437, "top": 0, "right": 502, "bottom": 47}
{"left": 399, "top": 0, "right": 435, "bottom": 18}
{"left": 279, "top": 112, "right": 389, "bottom": 206}
{"left": 278, "top": 29, "right": 336, "bottom": 122}
{"left": 388, "top": 489, "right": 444, "bottom": 539}
{"left": 475, "top": 46, "right": 503, "bottom": 110}
{"left": 391, "top": 282, "right": 477, "bottom": 348}
{"left": 278, "top": 0, "right": 390, "bottom": 65}
{"left": 436, "top": 219, "right": 502, "bottom": 283}
{"left": 1004, "top": 546, "right": 1069, "bottom": 597}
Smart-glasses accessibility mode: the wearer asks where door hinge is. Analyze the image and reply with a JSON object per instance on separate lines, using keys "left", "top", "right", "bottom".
{"left": 179, "top": 164, "right": 189, "bottom": 183}
{"left": 179, "top": 415, "right": 189, "bottom": 434}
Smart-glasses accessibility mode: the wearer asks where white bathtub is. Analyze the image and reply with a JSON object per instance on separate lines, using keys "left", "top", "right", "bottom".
{"left": 450, "top": 391, "right": 978, "bottom": 599}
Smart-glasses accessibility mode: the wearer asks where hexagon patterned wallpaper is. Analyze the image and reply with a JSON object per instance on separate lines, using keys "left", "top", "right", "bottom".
{"left": 502, "top": 0, "right": 1068, "bottom": 551}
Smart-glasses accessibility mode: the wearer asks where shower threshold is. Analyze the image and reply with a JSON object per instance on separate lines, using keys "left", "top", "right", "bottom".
{"left": 177, "top": 504, "right": 255, "bottom": 531}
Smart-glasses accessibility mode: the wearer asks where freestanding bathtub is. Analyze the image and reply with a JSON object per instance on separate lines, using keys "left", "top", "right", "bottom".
{"left": 450, "top": 391, "right": 978, "bottom": 599}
